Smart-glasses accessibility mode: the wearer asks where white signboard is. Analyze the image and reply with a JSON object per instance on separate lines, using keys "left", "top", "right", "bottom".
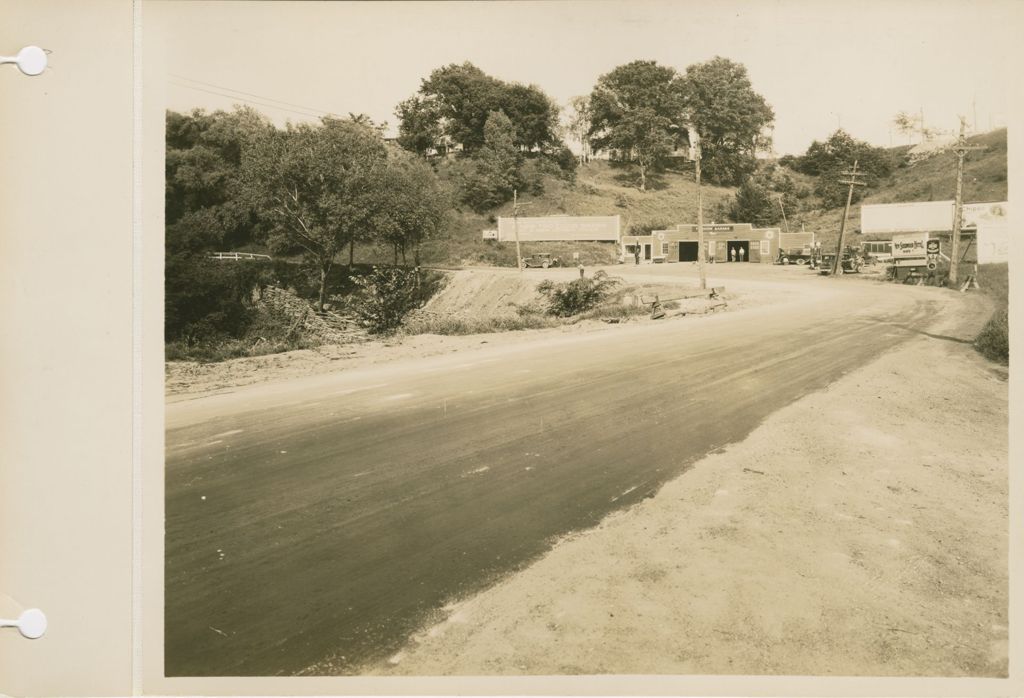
{"left": 481, "top": 229, "right": 498, "bottom": 240}
{"left": 497, "top": 215, "right": 621, "bottom": 242}
{"left": 891, "top": 231, "right": 929, "bottom": 266}
{"left": 862, "top": 200, "right": 1007, "bottom": 234}
{"left": 861, "top": 201, "right": 954, "bottom": 234}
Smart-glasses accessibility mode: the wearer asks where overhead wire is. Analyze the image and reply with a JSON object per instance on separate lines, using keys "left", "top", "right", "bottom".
{"left": 168, "top": 74, "right": 339, "bottom": 120}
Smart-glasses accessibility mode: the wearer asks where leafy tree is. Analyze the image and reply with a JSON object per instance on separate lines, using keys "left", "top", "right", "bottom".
{"left": 588, "top": 60, "right": 687, "bottom": 191}
{"left": 370, "top": 149, "right": 450, "bottom": 265}
{"left": 165, "top": 107, "right": 273, "bottom": 255}
{"left": 792, "top": 129, "right": 897, "bottom": 207}
{"left": 452, "top": 111, "right": 522, "bottom": 212}
{"left": 396, "top": 62, "right": 560, "bottom": 155}
{"left": 679, "top": 57, "right": 774, "bottom": 186}
{"left": 729, "top": 179, "right": 781, "bottom": 227}
{"left": 241, "top": 117, "right": 387, "bottom": 310}
{"left": 395, "top": 95, "right": 446, "bottom": 156}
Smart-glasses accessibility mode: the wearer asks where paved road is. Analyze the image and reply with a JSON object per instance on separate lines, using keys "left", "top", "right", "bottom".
{"left": 165, "top": 279, "right": 941, "bottom": 676}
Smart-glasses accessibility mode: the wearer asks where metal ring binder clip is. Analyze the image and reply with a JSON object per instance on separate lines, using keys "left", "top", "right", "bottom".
{"left": 0, "top": 46, "right": 48, "bottom": 76}
{"left": 0, "top": 608, "right": 47, "bottom": 639}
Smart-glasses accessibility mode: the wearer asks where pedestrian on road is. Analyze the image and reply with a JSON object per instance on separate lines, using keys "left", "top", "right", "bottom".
{"left": 634, "top": 244, "right": 641, "bottom": 265}
{"left": 738, "top": 247, "right": 745, "bottom": 262}
{"left": 730, "top": 247, "right": 736, "bottom": 262}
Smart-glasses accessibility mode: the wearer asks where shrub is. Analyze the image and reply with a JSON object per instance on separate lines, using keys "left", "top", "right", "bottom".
{"left": 165, "top": 253, "right": 276, "bottom": 344}
{"left": 975, "top": 306, "right": 1009, "bottom": 364}
{"left": 349, "top": 266, "right": 439, "bottom": 334}
{"left": 536, "top": 270, "right": 620, "bottom": 317}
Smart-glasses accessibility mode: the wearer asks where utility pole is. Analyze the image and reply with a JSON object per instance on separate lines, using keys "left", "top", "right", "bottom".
{"left": 693, "top": 132, "right": 707, "bottom": 290}
{"left": 948, "top": 117, "right": 985, "bottom": 287}
{"left": 778, "top": 195, "right": 790, "bottom": 234}
{"left": 831, "top": 160, "right": 866, "bottom": 276}
{"left": 512, "top": 189, "right": 531, "bottom": 273}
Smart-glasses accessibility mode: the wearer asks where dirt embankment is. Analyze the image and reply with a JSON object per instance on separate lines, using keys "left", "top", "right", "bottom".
{"left": 166, "top": 267, "right": 732, "bottom": 398}
{"left": 366, "top": 293, "right": 1008, "bottom": 677}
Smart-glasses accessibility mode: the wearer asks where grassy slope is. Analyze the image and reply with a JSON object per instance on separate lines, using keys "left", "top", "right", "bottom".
{"left": 349, "top": 130, "right": 1005, "bottom": 267}
{"left": 414, "top": 161, "right": 735, "bottom": 267}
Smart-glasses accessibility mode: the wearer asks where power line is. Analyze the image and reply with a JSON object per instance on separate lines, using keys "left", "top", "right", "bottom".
{"left": 168, "top": 74, "right": 339, "bottom": 119}
{"left": 169, "top": 73, "right": 339, "bottom": 115}
{"left": 168, "top": 80, "right": 329, "bottom": 120}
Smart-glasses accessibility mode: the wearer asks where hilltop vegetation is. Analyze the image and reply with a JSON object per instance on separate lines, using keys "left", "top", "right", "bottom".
{"left": 781, "top": 129, "right": 1007, "bottom": 248}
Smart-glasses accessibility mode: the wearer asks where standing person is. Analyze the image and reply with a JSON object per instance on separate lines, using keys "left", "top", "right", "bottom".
{"left": 634, "top": 243, "right": 641, "bottom": 265}
{"left": 730, "top": 246, "right": 736, "bottom": 262}
{"left": 738, "top": 246, "right": 745, "bottom": 262}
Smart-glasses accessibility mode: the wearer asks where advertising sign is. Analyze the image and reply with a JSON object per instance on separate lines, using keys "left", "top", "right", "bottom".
{"left": 891, "top": 231, "right": 929, "bottom": 267}
{"left": 481, "top": 229, "right": 498, "bottom": 240}
{"left": 862, "top": 200, "right": 1007, "bottom": 235}
{"left": 497, "top": 215, "right": 620, "bottom": 242}
{"left": 678, "top": 223, "right": 754, "bottom": 235}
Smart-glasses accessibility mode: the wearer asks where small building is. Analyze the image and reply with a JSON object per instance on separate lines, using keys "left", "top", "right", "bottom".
{"left": 621, "top": 223, "right": 781, "bottom": 264}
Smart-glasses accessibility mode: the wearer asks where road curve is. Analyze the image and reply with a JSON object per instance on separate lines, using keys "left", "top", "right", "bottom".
{"left": 165, "top": 280, "right": 943, "bottom": 676}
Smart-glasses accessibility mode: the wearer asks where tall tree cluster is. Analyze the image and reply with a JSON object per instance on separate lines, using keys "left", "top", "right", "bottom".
{"left": 584, "top": 57, "right": 775, "bottom": 189}
{"left": 786, "top": 129, "right": 898, "bottom": 207}
{"left": 166, "top": 108, "right": 450, "bottom": 314}
{"left": 395, "top": 62, "right": 575, "bottom": 212}
{"left": 396, "top": 61, "right": 562, "bottom": 155}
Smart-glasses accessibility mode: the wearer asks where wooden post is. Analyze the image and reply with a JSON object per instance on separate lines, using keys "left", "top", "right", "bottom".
{"left": 831, "top": 160, "right": 866, "bottom": 276}
{"left": 695, "top": 135, "right": 706, "bottom": 290}
{"left": 513, "top": 189, "right": 525, "bottom": 273}
{"left": 947, "top": 117, "right": 985, "bottom": 287}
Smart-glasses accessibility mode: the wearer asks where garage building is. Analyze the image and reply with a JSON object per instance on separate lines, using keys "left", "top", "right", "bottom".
{"left": 621, "top": 223, "right": 781, "bottom": 264}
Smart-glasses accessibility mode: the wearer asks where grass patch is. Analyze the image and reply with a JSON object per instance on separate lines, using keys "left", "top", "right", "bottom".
{"left": 166, "top": 335, "right": 320, "bottom": 363}
{"left": 575, "top": 303, "right": 648, "bottom": 322}
{"left": 974, "top": 262, "right": 1009, "bottom": 364}
{"left": 403, "top": 312, "right": 559, "bottom": 336}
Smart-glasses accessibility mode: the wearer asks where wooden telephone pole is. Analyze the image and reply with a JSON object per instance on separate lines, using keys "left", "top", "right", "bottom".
{"left": 512, "top": 189, "right": 531, "bottom": 273}
{"left": 831, "top": 160, "right": 866, "bottom": 276}
{"left": 948, "top": 117, "right": 985, "bottom": 287}
{"left": 694, "top": 135, "right": 707, "bottom": 290}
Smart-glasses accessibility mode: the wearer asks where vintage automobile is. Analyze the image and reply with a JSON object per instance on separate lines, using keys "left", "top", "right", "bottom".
{"left": 521, "top": 253, "right": 561, "bottom": 269}
{"left": 819, "top": 251, "right": 862, "bottom": 274}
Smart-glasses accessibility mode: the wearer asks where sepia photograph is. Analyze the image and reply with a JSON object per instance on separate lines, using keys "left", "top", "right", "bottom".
{"left": 157, "top": 0, "right": 1011, "bottom": 680}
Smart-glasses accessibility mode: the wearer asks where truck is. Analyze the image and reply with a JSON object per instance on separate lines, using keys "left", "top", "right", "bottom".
{"left": 777, "top": 231, "right": 816, "bottom": 265}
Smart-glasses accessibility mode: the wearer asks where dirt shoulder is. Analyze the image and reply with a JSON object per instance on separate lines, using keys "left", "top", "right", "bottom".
{"left": 166, "top": 267, "right": 802, "bottom": 399}
{"left": 367, "top": 292, "right": 1008, "bottom": 677}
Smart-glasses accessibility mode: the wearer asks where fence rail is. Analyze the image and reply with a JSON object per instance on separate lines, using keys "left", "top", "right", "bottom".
{"left": 208, "top": 252, "right": 273, "bottom": 261}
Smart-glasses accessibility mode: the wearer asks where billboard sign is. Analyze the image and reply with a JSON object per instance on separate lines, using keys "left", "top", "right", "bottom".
{"left": 497, "top": 215, "right": 620, "bottom": 242}
{"left": 862, "top": 200, "right": 1007, "bottom": 234}
{"left": 861, "top": 201, "right": 953, "bottom": 234}
{"left": 481, "top": 229, "right": 498, "bottom": 240}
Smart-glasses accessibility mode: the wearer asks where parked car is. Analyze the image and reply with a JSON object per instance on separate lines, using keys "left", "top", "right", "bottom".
{"left": 522, "top": 253, "right": 561, "bottom": 269}
{"left": 819, "top": 252, "right": 862, "bottom": 274}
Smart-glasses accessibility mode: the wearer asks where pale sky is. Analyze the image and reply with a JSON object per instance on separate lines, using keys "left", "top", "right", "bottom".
{"left": 148, "top": 0, "right": 1016, "bottom": 155}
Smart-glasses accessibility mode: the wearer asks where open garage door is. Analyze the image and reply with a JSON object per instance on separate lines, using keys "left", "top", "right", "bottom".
{"left": 678, "top": 241, "right": 699, "bottom": 262}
